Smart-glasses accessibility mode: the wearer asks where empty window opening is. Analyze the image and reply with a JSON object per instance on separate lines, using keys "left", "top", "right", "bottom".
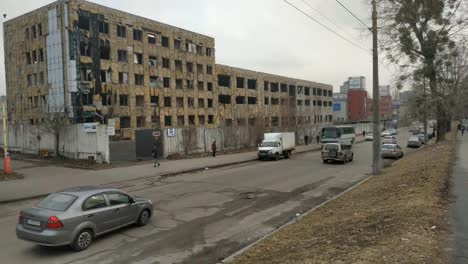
{"left": 37, "top": 24, "right": 42, "bottom": 36}
{"left": 117, "top": 24, "right": 126, "bottom": 38}
{"left": 198, "top": 81, "right": 204, "bottom": 91}
{"left": 218, "top": 75, "right": 231, "bottom": 87}
{"left": 297, "top": 100, "right": 303, "bottom": 106}
{"left": 305, "top": 87, "right": 310, "bottom": 96}
{"left": 80, "top": 42, "right": 91, "bottom": 56}
{"left": 32, "top": 50, "right": 37, "bottom": 63}
{"left": 289, "top": 85, "right": 296, "bottom": 96}
{"left": 26, "top": 52, "right": 31, "bottom": 64}
{"left": 264, "top": 81, "right": 269, "bottom": 91}
{"left": 196, "top": 45, "right": 203, "bottom": 55}
{"left": 237, "top": 77, "right": 245, "bottom": 88}
{"left": 313, "top": 100, "right": 316, "bottom": 106}
{"left": 39, "top": 49, "right": 44, "bottom": 62}
{"left": 206, "top": 65, "right": 213, "bottom": 75}
{"left": 136, "top": 95, "right": 145, "bottom": 107}
{"left": 186, "top": 62, "right": 193, "bottom": 73}
{"left": 247, "top": 79, "right": 257, "bottom": 89}
{"left": 81, "top": 93, "right": 93, "bottom": 106}
{"left": 119, "top": 72, "right": 129, "bottom": 84}
{"left": 271, "top": 82, "right": 279, "bottom": 92}
{"left": 147, "top": 33, "right": 156, "bottom": 44}
{"left": 208, "top": 115, "right": 214, "bottom": 124}
{"left": 199, "top": 115, "right": 205, "bottom": 125}
{"left": 135, "top": 74, "right": 144, "bottom": 85}
{"left": 162, "top": 57, "right": 170, "bottom": 68}
{"left": 175, "top": 60, "right": 182, "bottom": 71}
{"left": 186, "top": 40, "right": 196, "bottom": 53}
{"left": 133, "top": 29, "right": 142, "bottom": 41}
{"left": 81, "top": 68, "right": 93, "bottom": 81}
{"left": 164, "top": 116, "right": 172, "bottom": 126}
{"left": 32, "top": 25, "right": 37, "bottom": 38}
{"left": 207, "top": 82, "right": 213, "bottom": 91}
{"left": 317, "top": 88, "right": 322, "bottom": 96}
{"left": 264, "top": 97, "right": 269, "bottom": 105}
{"left": 101, "top": 93, "right": 111, "bottom": 106}
{"left": 78, "top": 15, "right": 90, "bottom": 30}
{"left": 118, "top": 50, "right": 127, "bottom": 62}
{"left": 297, "top": 86, "right": 303, "bottom": 94}
{"left": 164, "top": 97, "right": 172, "bottom": 107}
{"left": 120, "top": 117, "right": 131, "bottom": 128}
{"left": 177, "top": 116, "right": 184, "bottom": 126}
{"left": 99, "top": 39, "right": 110, "bottom": 60}
{"left": 150, "top": 96, "right": 159, "bottom": 106}
{"left": 198, "top": 98, "right": 205, "bottom": 107}
{"left": 176, "top": 79, "right": 183, "bottom": 89}
{"left": 100, "top": 70, "right": 111, "bottom": 83}
{"left": 188, "top": 115, "right": 195, "bottom": 126}
{"left": 162, "top": 36, "right": 169, "bottom": 47}
{"left": 150, "top": 76, "right": 158, "bottom": 87}
{"left": 235, "top": 96, "right": 245, "bottom": 104}
{"left": 174, "top": 38, "right": 182, "bottom": 50}
{"left": 271, "top": 97, "right": 279, "bottom": 105}
{"left": 119, "top": 94, "right": 128, "bottom": 106}
{"left": 207, "top": 98, "right": 213, "bottom": 108}
{"left": 248, "top": 97, "right": 257, "bottom": 105}
{"left": 218, "top": 94, "right": 231, "bottom": 104}
{"left": 163, "top": 77, "right": 170, "bottom": 88}
{"left": 25, "top": 28, "right": 29, "bottom": 40}
{"left": 305, "top": 100, "right": 310, "bottom": 106}
{"left": 99, "top": 21, "right": 109, "bottom": 34}
{"left": 137, "top": 116, "right": 145, "bottom": 128}
{"left": 188, "top": 98, "right": 195, "bottom": 108}
{"left": 176, "top": 97, "right": 184, "bottom": 107}
{"left": 313, "top": 88, "right": 317, "bottom": 95}
{"left": 148, "top": 56, "right": 157, "bottom": 66}
{"left": 187, "top": 80, "right": 194, "bottom": 90}
{"left": 281, "top": 84, "right": 288, "bottom": 93}
{"left": 39, "top": 72, "right": 44, "bottom": 85}
{"left": 206, "top": 47, "right": 213, "bottom": 56}
{"left": 134, "top": 53, "right": 143, "bottom": 64}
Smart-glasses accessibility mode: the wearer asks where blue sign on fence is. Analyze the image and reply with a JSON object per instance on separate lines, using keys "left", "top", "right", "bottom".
{"left": 333, "top": 103, "right": 341, "bottom": 112}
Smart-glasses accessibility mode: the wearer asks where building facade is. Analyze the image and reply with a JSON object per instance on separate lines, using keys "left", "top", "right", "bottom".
{"left": 347, "top": 89, "right": 368, "bottom": 121}
{"left": 4, "top": 0, "right": 333, "bottom": 142}
{"left": 332, "top": 92, "right": 347, "bottom": 122}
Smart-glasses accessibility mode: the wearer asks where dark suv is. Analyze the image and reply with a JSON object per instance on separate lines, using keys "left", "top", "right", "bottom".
{"left": 321, "top": 143, "right": 353, "bottom": 164}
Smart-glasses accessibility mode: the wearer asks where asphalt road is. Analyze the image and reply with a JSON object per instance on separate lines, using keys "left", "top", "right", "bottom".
{"left": 0, "top": 128, "right": 416, "bottom": 264}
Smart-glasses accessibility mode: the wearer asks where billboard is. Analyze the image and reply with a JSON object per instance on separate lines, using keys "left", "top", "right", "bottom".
{"left": 391, "top": 100, "right": 400, "bottom": 108}
{"left": 333, "top": 103, "right": 342, "bottom": 112}
{"left": 379, "top": 85, "right": 390, "bottom": 97}
{"left": 348, "top": 78, "right": 362, "bottom": 89}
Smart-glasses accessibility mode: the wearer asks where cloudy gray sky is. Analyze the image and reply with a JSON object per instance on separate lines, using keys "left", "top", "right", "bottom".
{"left": 0, "top": 0, "right": 395, "bottom": 95}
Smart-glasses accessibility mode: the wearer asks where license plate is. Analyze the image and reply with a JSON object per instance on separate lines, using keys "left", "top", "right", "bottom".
{"left": 27, "top": 219, "right": 41, "bottom": 226}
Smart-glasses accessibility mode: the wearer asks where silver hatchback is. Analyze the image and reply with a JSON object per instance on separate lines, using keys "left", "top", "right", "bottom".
{"left": 16, "top": 186, "right": 153, "bottom": 251}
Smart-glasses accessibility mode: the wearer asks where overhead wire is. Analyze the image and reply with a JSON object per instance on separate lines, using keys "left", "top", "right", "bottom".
{"left": 335, "top": 0, "right": 372, "bottom": 32}
{"left": 283, "top": 0, "right": 371, "bottom": 54}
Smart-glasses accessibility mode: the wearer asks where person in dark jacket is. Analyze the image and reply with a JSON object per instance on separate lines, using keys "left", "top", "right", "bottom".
{"left": 152, "top": 147, "right": 160, "bottom": 167}
{"left": 212, "top": 140, "right": 217, "bottom": 157}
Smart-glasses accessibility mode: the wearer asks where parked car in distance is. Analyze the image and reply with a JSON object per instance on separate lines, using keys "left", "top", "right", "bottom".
{"left": 16, "top": 186, "right": 153, "bottom": 251}
{"left": 365, "top": 133, "right": 373, "bottom": 141}
{"left": 381, "top": 144, "right": 404, "bottom": 159}
{"left": 407, "top": 135, "right": 422, "bottom": 148}
{"left": 382, "top": 136, "right": 397, "bottom": 144}
{"left": 321, "top": 143, "right": 353, "bottom": 164}
{"left": 389, "top": 128, "right": 398, "bottom": 135}
{"left": 381, "top": 130, "right": 392, "bottom": 137}
{"left": 416, "top": 134, "right": 426, "bottom": 144}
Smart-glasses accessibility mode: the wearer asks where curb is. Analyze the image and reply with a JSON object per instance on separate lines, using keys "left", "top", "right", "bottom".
{"left": 220, "top": 173, "right": 374, "bottom": 263}
{"left": 0, "top": 145, "right": 324, "bottom": 204}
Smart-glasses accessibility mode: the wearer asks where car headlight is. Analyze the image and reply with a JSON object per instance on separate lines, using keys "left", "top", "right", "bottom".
{"left": 148, "top": 199, "right": 152, "bottom": 205}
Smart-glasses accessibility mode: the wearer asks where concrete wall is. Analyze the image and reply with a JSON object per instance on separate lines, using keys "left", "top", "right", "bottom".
{"left": 0, "top": 123, "right": 110, "bottom": 163}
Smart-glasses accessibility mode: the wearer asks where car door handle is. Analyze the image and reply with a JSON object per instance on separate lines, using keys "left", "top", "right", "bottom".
{"left": 114, "top": 208, "right": 121, "bottom": 212}
{"left": 88, "top": 214, "right": 94, "bottom": 218}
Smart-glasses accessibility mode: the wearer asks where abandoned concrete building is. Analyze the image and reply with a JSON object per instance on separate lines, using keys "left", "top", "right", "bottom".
{"left": 3, "top": 0, "right": 333, "bottom": 158}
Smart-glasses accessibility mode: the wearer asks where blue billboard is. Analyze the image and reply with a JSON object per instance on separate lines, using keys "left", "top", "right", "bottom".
{"left": 333, "top": 103, "right": 341, "bottom": 112}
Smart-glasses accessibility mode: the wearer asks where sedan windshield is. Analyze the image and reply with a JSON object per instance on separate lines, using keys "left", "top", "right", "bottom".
{"left": 382, "top": 144, "right": 395, "bottom": 149}
{"left": 36, "top": 193, "right": 78, "bottom": 211}
{"left": 260, "top": 141, "right": 277, "bottom": 147}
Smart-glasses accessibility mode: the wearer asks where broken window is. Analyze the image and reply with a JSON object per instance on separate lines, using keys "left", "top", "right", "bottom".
{"left": 149, "top": 56, "right": 157, "bottom": 67}
{"left": 150, "top": 76, "right": 158, "bottom": 87}
{"left": 136, "top": 116, "right": 145, "bottom": 128}
{"left": 117, "top": 50, "right": 127, "bottom": 62}
{"left": 218, "top": 75, "right": 231, "bottom": 87}
{"left": 134, "top": 53, "right": 143, "bottom": 64}
{"left": 37, "top": 24, "right": 42, "bottom": 36}
{"left": 162, "top": 35, "right": 169, "bottom": 47}
{"left": 198, "top": 81, "right": 204, "bottom": 91}
{"left": 297, "top": 100, "right": 303, "bottom": 106}
{"left": 206, "top": 47, "right": 212, "bottom": 56}
{"left": 329, "top": 90, "right": 333, "bottom": 97}
{"left": 81, "top": 93, "right": 93, "bottom": 106}
{"left": 119, "top": 94, "right": 128, "bottom": 106}
{"left": 218, "top": 94, "right": 231, "bottom": 104}
{"left": 305, "top": 87, "right": 310, "bottom": 96}
{"left": 271, "top": 82, "right": 279, "bottom": 92}
{"left": 313, "top": 88, "right": 317, "bottom": 95}
{"left": 99, "top": 39, "right": 110, "bottom": 60}
{"left": 100, "top": 70, "right": 111, "bottom": 83}
{"left": 313, "top": 100, "right": 316, "bottom": 106}
{"left": 264, "top": 97, "right": 269, "bottom": 105}
{"left": 27, "top": 74, "right": 32, "bottom": 86}
{"left": 38, "top": 48, "right": 44, "bottom": 62}
{"left": 32, "top": 50, "right": 37, "bottom": 63}
{"left": 162, "top": 57, "right": 170, "bottom": 68}
{"left": 186, "top": 62, "right": 193, "bottom": 73}
{"left": 189, "top": 115, "right": 195, "bottom": 126}
{"left": 81, "top": 68, "right": 93, "bottom": 81}
{"left": 119, "top": 72, "right": 129, "bottom": 84}
{"left": 207, "top": 82, "right": 213, "bottom": 91}
{"left": 80, "top": 42, "right": 91, "bottom": 56}
{"left": 176, "top": 79, "right": 183, "bottom": 89}
{"left": 177, "top": 115, "right": 184, "bottom": 126}
{"left": 208, "top": 115, "right": 214, "bottom": 124}
{"left": 150, "top": 96, "right": 159, "bottom": 106}
{"left": 264, "top": 81, "right": 269, "bottom": 91}
{"left": 196, "top": 44, "right": 202, "bottom": 55}
{"left": 101, "top": 93, "right": 111, "bottom": 106}
{"left": 281, "top": 84, "right": 288, "bottom": 93}
{"left": 198, "top": 98, "right": 205, "bottom": 108}
{"left": 289, "top": 85, "right": 296, "bottom": 96}
{"left": 271, "top": 97, "right": 279, "bottom": 105}
{"left": 174, "top": 38, "right": 181, "bottom": 50}
{"left": 235, "top": 96, "right": 245, "bottom": 104}
{"left": 136, "top": 95, "right": 145, "bottom": 107}
{"left": 25, "top": 28, "right": 29, "bottom": 40}
{"left": 164, "top": 116, "right": 172, "bottom": 126}
{"left": 206, "top": 65, "right": 213, "bottom": 75}
{"left": 135, "top": 74, "right": 144, "bottom": 85}
{"left": 317, "top": 88, "right": 322, "bottom": 96}
{"left": 247, "top": 79, "right": 257, "bottom": 90}
{"left": 26, "top": 52, "right": 31, "bottom": 64}
{"left": 133, "top": 29, "right": 142, "bottom": 41}
{"left": 176, "top": 97, "right": 184, "bottom": 107}
{"left": 199, "top": 115, "right": 205, "bottom": 125}
{"left": 188, "top": 97, "right": 194, "bottom": 108}
{"left": 305, "top": 100, "right": 310, "bottom": 106}
{"left": 99, "top": 21, "right": 109, "bottom": 34}
{"left": 318, "top": 100, "right": 322, "bottom": 106}
{"left": 120, "top": 116, "right": 131, "bottom": 128}
{"left": 164, "top": 96, "right": 172, "bottom": 107}
{"left": 163, "top": 77, "right": 170, "bottom": 88}
{"left": 237, "top": 77, "right": 245, "bottom": 88}
{"left": 175, "top": 60, "right": 182, "bottom": 71}
{"left": 31, "top": 25, "right": 37, "bottom": 38}
{"left": 117, "top": 24, "right": 126, "bottom": 38}
{"left": 248, "top": 97, "right": 257, "bottom": 104}
{"left": 185, "top": 40, "right": 195, "bottom": 53}
{"left": 207, "top": 98, "right": 213, "bottom": 108}
{"left": 197, "top": 64, "right": 203, "bottom": 74}
{"left": 147, "top": 33, "right": 156, "bottom": 44}
{"left": 297, "top": 86, "right": 303, "bottom": 94}
{"left": 79, "top": 15, "right": 90, "bottom": 30}
{"left": 187, "top": 80, "right": 194, "bottom": 90}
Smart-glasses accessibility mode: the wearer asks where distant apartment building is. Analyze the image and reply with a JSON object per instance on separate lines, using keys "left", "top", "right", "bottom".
{"left": 3, "top": 0, "right": 333, "bottom": 141}
{"left": 347, "top": 89, "right": 368, "bottom": 121}
{"left": 332, "top": 93, "right": 347, "bottom": 122}
{"left": 367, "top": 95, "right": 392, "bottom": 121}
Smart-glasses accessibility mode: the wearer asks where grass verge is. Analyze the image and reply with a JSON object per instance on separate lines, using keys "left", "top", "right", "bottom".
{"left": 230, "top": 132, "right": 454, "bottom": 264}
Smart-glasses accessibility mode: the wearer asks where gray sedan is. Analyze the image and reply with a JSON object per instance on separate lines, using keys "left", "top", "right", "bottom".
{"left": 380, "top": 144, "right": 404, "bottom": 159}
{"left": 16, "top": 186, "right": 153, "bottom": 251}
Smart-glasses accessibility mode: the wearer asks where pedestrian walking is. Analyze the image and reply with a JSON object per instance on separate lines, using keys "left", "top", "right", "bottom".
{"left": 212, "top": 140, "right": 217, "bottom": 157}
{"left": 152, "top": 147, "right": 160, "bottom": 167}
{"left": 304, "top": 135, "right": 309, "bottom": 145}
{"left": 316, "top": 134, "right": 320, "bottom": 144}
{"left": 462, "top": 126, "right": 466, "bottom": 136}
{"left": 362, "top": 131, "right": 366, "bottom": 137}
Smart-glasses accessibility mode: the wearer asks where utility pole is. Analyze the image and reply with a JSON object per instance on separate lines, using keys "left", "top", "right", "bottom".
{"left": 423, "top": 78, "right": 428, "bottom": 144}
{"left": 2, "top": 99, "right": 11, "bottom": 174}
{"left": 372, "top": 0, "right": 381, "bottom": 174}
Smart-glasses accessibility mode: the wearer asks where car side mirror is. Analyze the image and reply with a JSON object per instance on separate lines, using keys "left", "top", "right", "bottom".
{"left": 129, "top": 197, "right": 136, "bottom": 204}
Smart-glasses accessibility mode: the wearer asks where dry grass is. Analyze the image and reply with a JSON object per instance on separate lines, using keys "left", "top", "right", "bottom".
{"left": 231, "top": 133, "right": 454, "bottom": 264}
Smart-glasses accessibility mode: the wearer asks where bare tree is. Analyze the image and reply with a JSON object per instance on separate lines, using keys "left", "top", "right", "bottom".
{"left": 39, "top": 112, "right": 68, "bottom": 157}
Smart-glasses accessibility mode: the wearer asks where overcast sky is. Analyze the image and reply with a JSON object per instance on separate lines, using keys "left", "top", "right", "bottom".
{"left": 0, "top": 0, "right": 396, "bottom": 96}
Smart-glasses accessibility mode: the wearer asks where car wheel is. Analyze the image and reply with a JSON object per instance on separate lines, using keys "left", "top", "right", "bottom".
{"left": 350, "top": 154, "right": 354, "bottom": 162}
{"left": 71, "top": 229, "right": 93, "bottom": 251}
{"left": 274, "top": 153, "right": 279, "bottom": 161}
{"left": 323, "top": 159, "right": 327, "bottom": 164}
{"left": 136, "top": 209, "right": 151, "bottom": 226}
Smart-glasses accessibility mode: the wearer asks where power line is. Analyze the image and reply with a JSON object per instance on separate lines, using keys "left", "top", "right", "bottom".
{"left": 300, "top": 0, "right": 366, "bottom": 45}
{"left": 283, "top": 0, "right": 371, "bottom": 54}
{"left": 335, "top": 0, "right": 372, "bottom": 32}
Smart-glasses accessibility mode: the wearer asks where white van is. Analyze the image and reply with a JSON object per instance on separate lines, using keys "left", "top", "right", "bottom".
{"left": 320, "top": 126, "right": 356, "bottom": 145}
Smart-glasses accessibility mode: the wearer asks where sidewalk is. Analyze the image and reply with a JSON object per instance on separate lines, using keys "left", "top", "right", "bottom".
{"left": 1, "top": 138, "right": 356, "bottom": 203}
{"left": 449, "top": 133, "right": 468, "bottom": 263}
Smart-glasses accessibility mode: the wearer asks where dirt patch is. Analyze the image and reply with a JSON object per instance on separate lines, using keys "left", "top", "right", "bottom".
{"left": 0, "top": 172, "right": 23, "bottom": 181}
{"left": 230, "top": 133, "right": 455, "bottom": 264}
{"left": 167, "top": 147, "right": 257, "bottom": 160}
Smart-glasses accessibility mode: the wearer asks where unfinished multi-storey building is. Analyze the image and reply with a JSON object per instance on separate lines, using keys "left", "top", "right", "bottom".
{"left": 4, "top": 0, "right": 333, "bottom": 145}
